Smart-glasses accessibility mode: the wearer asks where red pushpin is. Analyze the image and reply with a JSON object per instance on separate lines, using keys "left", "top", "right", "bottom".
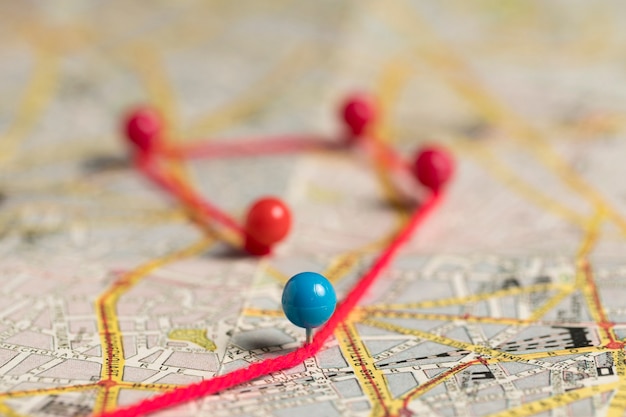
{"left": 124, "top": 107, "right": 163, "bottom": 154}
{"left": 412, "top": 145, "right": 455, "bottom": 192}
{"left": 244, "top": 197, "right": 292, "bottom": 256}
{"left": 341, "top": 93, "right": 377, "bottom": 141}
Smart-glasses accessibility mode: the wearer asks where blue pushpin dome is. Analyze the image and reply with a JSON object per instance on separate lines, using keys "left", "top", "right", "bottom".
{"left": 282, "top": 272, "right": 337, "bottom": 329}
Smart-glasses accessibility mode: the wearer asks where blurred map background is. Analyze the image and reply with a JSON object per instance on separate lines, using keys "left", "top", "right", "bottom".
{"left": 1, "top": 1, "right": 626, "bottom": 416}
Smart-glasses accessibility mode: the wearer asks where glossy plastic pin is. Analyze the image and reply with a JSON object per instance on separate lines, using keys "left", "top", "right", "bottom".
{"left": 281, "top": 272, "right": 337, "bottom": 344}
{"left": 243, "top": 197, "right": 292, "bottom": 256}
{"left": 341, "top": 93, "right": 377, "bottom": 141}
{"left": 412, "top": 145, "right": 455, "bottom": 192}
{"left": 124, "top": 107, "right": 163, "bottom": 154}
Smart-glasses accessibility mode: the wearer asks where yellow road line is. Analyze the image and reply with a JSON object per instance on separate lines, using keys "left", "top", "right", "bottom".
{"left": 315, "top": 62, "right": 441, "bottom": 417}
{"left": 334, "top": 321, "right": 402, "bottom": 417}
{"left": 0, "top": 380, "right": 188, "bottom": 406}
{"left": 129, "top": 46, "right": 194, "bottom": 194}
{"left": 379, "top": 283, "right": 561, "bottom": 310}
{"left": 574, "top": 213, "right": 618, "bottom": 341}
{"left": 93, "top": 385, "right": 121, "bottom": 415}
{"left": 485, "top": 383, "right": 617, "bottom": 417}
{"left": 129, "top": 46, "right": 240, "bottom": 246}
{"left": 379, "top": 0, "right": 626, "bottom": 236}
{"left": 101, "top": 238, "right": 214, "bottom": 298}
{"left": 607, "top": 350, "right": 626, "bottom": 417}
{"left": 123, "top": 4, "right": 229, "bottom": 54}
{"left": 119, "top": 382, "right": 182, "bottom": 391}
{"left": 573, "top": 213, "right": 616, "bottom": 344}
{"left": 243, "top": 308, "right": 283, "bottom": 317}
{"left": 451, "top": 139, "right": 587, "bottom": 228}
{"left": 0, "top": 401, "right": 29, "bottom": 417}
{"left": 157, "top": 165, "right": 243, "bottom": 248}
{"left": 577, "top": 211, "right": 604, "bottom": 260}
{"left": 129, "top": 46, "right": 251, "bottom": 248}
{"left": 0, "top": 383, "right": 99, "bottom": 399}
{"left": 0, "top": 48, "right": 58, "bottom": 164}
{"left": 374, "top": 58, "right": 413, "bottom": 144}
{"left": 323, "top": 251, "right": 363, "bottom": 285}
{"left": 369, "top": 61, "right": 414, "bottom": 222}
{"left": 579, "top": 262, "right": 615, "bottom": 346}
{"left": 399, "top": 359, "right": 479, "bottom": 410}
{"left": 129, "top": 46, "right": 180, "bottom": 135}
{"left": 363, "top": 318, "right": 532, "bottom": 364}
{"left": 181, "top": 47, "right": 315, "bottom": 140}
{"left": 93, "top": 238, "right": 214, "bottom": 413}
{"left": 516, "top": 346, "right": 610, "bottom": 360}
{"left": 264, "top": 265, "right": 291, "bottom": 284}
{"left": 370, "top": 144, "right": 411, "bottom": 223}
{"left": 527, "top": 288, "right": 575, "bottom": 322}
{"left": 365, "top": 310, "right": 532, "bottom": 326}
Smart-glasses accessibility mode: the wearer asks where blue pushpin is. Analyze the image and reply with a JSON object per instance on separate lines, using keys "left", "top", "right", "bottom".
{"left": 281, "top": 272, "right": 337, "bottom": 344}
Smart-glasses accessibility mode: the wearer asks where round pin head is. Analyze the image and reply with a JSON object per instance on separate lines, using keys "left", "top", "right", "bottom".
{"left": 412, "top": 145, "right": 455, "bottom": 192}
{"left": 281, "top": 272, "right": 336, "bottom": 329}
{"left": 243, "top": 197, "right": 292, "bottom": 256}
{"left": 124, "top": 107, "right": 163, "bottom": 153}
{"left": 341, "top": 93, "right": 377, "bottom": 139}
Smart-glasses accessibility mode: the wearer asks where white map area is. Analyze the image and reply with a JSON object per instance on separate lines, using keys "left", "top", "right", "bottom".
{"left": 1, "top": 1, "right": 626, "bottom": 417}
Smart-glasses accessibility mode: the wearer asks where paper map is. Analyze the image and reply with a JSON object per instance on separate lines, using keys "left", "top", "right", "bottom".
{"left": 2, "top": 1, "right": 626, "bottom": 416}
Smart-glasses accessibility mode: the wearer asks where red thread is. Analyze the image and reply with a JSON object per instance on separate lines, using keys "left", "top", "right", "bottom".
{"left": 161, "top": 132, "right": 408, "bottom": 177}
{"left": 135, "top": 134, "right": 415, "bottom": 241}
{"left": 178, "top": 134, "right": 410, "bottom": 176}
{"left": 135, "top": 154, "right": 244, "bottom": 236}
{"left": 166, "top": 135, "right": 340, "bottom": 159}
{"left": 96, "top": 188, "right": 443, "bottom": 417}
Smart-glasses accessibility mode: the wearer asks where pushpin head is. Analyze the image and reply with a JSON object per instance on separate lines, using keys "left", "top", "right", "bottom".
{"left": 244, "top": 197, "right": 292, "bottom": 256}
{"left": 412, "top": 145, "right": 455, "bottom": 192}
{"left": 282, "top": 272, "right": 336, "bottom": 334}
{"left": 124, "top": 107, "right": 163, "bottom": 153}
{"left": 341, "top": 93, "right": 377, "bottom": 139}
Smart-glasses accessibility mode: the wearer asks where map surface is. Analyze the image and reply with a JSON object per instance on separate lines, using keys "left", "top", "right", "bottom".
{"left": 2, "top": 1, "right": 626, "bottom": 416}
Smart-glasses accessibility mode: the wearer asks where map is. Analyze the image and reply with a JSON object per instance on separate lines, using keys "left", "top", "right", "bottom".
{"left": 2, "top": 1, "right": 626, "bottom": 416}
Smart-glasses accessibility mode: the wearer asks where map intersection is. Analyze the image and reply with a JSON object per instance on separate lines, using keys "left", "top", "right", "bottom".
{"left": 2, "top": 1, "right": 626, "bottom": 416}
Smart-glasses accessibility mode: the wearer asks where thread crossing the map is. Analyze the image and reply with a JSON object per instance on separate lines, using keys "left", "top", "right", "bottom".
{"left": 165, "top": 134, "right": 337, "bottom": 159}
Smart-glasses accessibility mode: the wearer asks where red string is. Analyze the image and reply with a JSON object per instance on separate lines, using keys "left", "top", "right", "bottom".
{"left": 135, "top": 155, "right": 245, "bottom": 236}
{"left": 96, "top": 188, "right": 443, "bottom": 417}
{"left": 161, "top": 132, "right": 409, "bottom": 176}
{"left": 165, "top": 135, "right": 340, "bottom": 159}
{"left": 134, "top": 133, "right": 414, "bottom": 240}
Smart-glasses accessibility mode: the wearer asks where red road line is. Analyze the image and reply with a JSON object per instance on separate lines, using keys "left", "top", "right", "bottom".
{"left": 399, "top": 359, "right": 479, "bottom": 416}
{"left": 97, "top": 300, "right": 115, "bottom": 410}
{"left": 582, "top": 261, "right": 624, "bottom": 349}
{"left": 340, "top": 322, "right": 391, "bottom": 416}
